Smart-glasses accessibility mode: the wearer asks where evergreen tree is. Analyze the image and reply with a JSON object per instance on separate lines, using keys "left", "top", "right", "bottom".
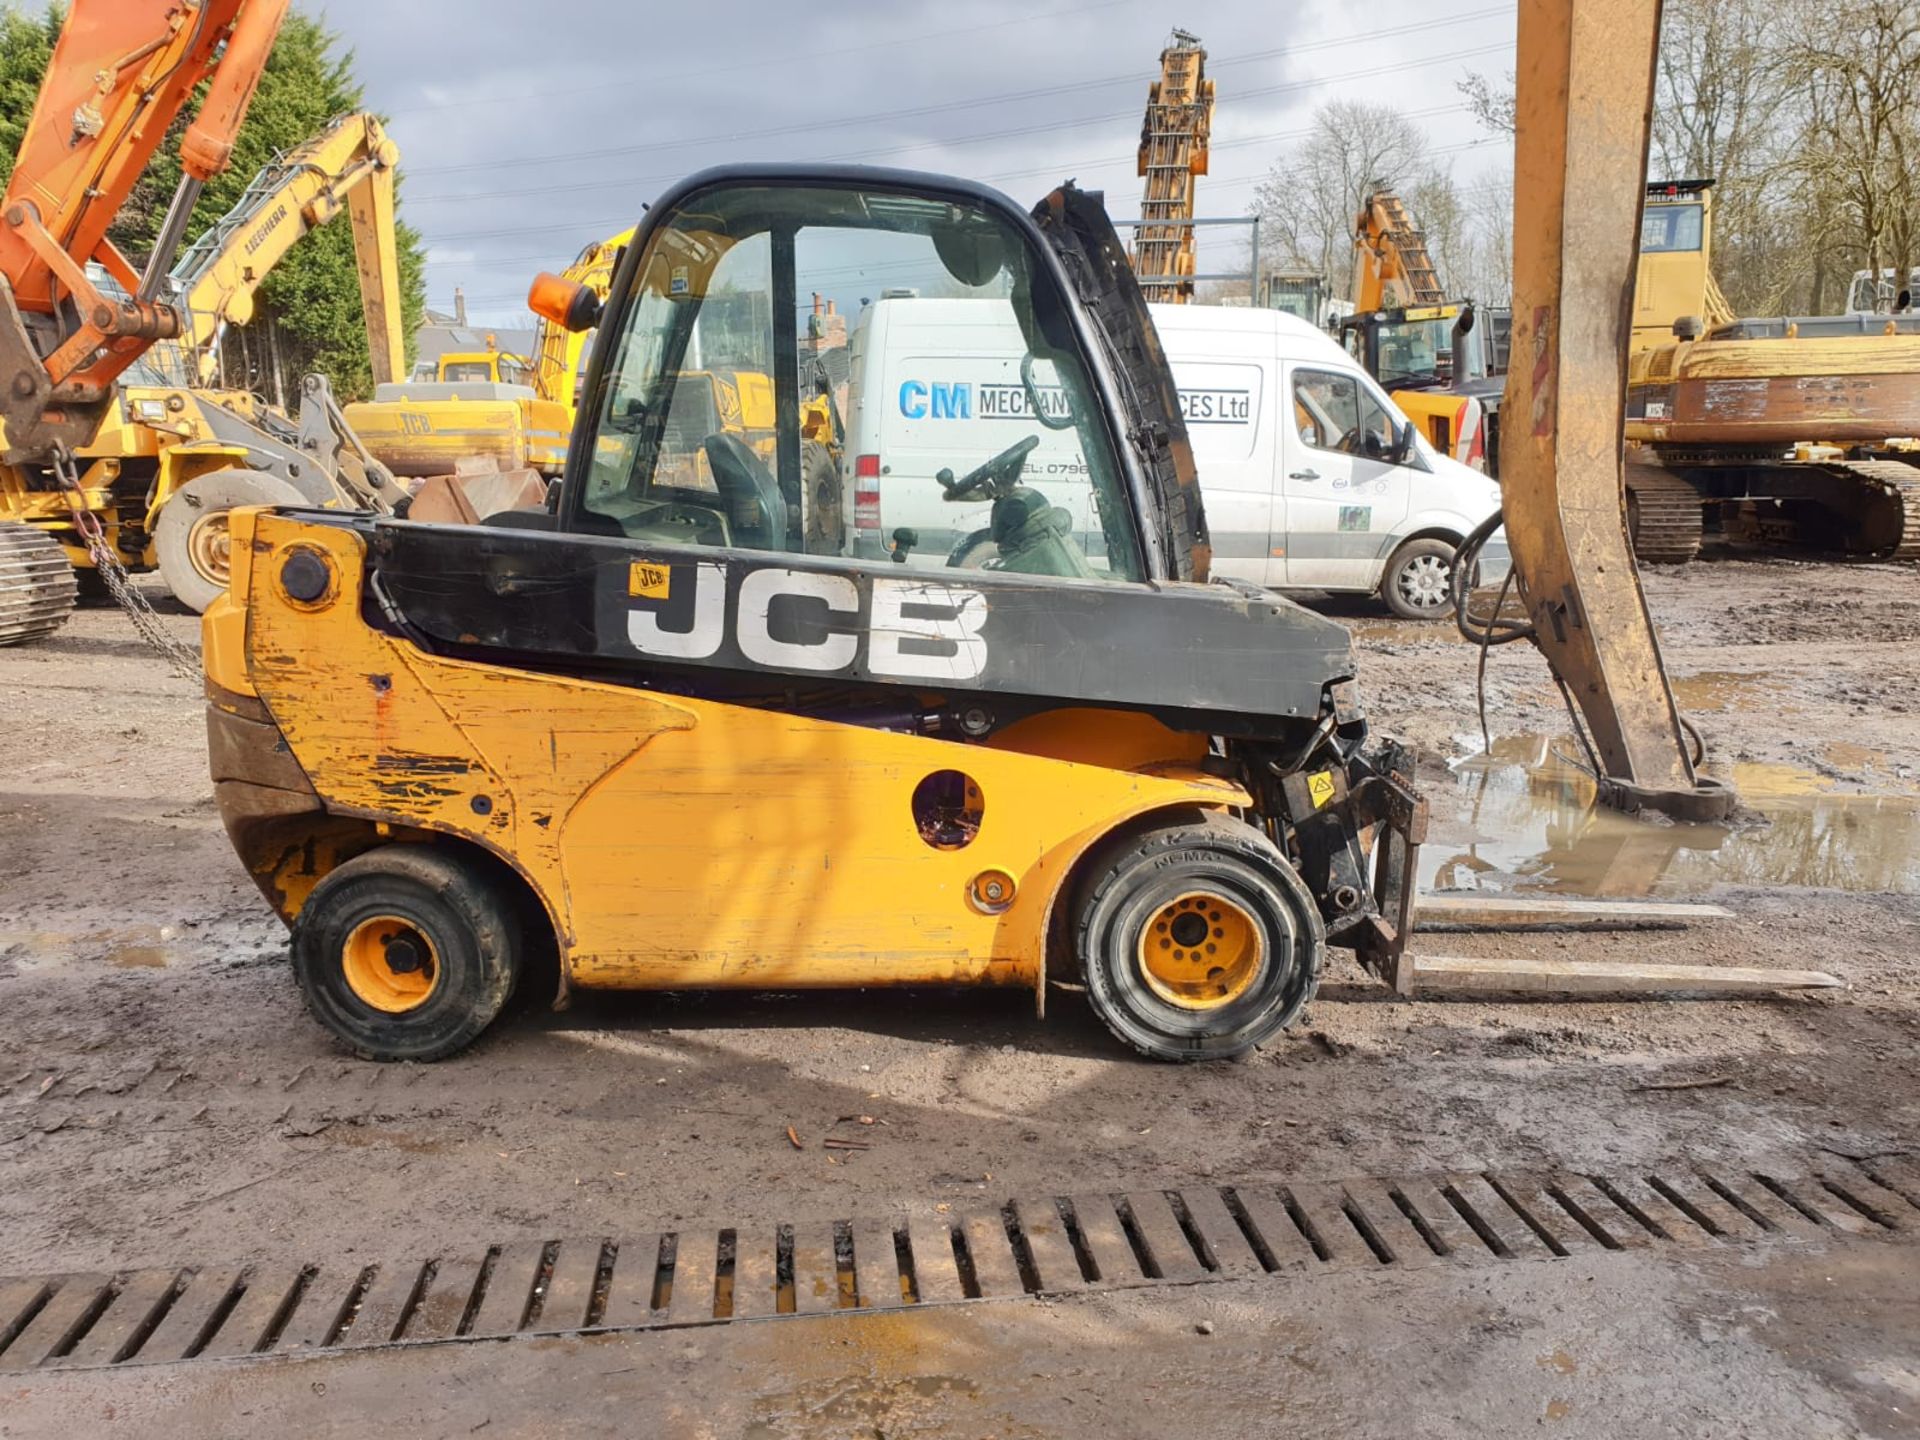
{"left": 0, "top": 7, "right": 424, "bottom": 401}
{"left": 0, "top": 6, "right": 58, "bottom": 190}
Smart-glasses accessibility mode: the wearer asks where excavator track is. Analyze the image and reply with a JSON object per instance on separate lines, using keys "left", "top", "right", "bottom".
{"left": 1623, "top": 464, "right": 1703, "bottom": 563}
{"left": 0, "top": 522, "right": 77, "bottom": 646}
{"left": 1824, "top": 459, "right": 1920, "bottom": 561}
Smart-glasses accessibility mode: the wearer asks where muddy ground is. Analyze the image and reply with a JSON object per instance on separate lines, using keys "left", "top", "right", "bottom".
{"left": 2, "top": 556, "right": 1917, "bottom": 1310}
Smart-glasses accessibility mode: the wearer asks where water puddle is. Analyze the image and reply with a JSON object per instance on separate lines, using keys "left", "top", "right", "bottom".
{"left": 106, "top": 945, "right": 170, "bottom": 968}
{"left": 1, "top": 924, "right": 178, "bottom": 972}
{"left": 1426, "top": 735, "right": 1920, "bottom": 898}
{"left": 1669, "top": 670, "right": 1770, "bottom": 713}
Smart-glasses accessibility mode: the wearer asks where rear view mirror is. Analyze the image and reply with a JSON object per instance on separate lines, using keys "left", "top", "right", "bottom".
{"left": 1390, "top": 418, "right": 1416, "bottom": 465}
{"left": 528, "top": 272, "right": 603, "bottom": 332}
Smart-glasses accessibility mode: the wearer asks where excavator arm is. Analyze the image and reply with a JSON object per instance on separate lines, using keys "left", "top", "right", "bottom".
{"left": 1351, "top": 190, "right": 1445, "bottom": 313}
{"left": 167, "top": 112, "right": 405, "bottom": 389}
{"left": 530, "top": 226, "right": 631, "bottom": 429}
{"left": 1491, "top": 0, "right": 1732, "bottom": 820}
{"left": 0, "top": 0, "right": 289, "bottom": 462}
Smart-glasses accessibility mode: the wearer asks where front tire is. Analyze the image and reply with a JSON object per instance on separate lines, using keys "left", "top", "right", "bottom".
{"left": 291, "top": 846, "right": 520, "bottom": 1062}
{"left": 154, "top": 468, "right": 304, "bottom": 614}
{"left": 1072, "top": 814, "right": 1324, "bottom": 1062}
{"left": 1380, "top": 536, "right": 1459, "bottom": 620}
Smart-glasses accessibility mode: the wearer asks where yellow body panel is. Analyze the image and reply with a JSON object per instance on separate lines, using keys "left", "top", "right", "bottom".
{"left": 227, "top": 511, "right": 1250, "bottom": 995}
{"left": 1, "top": 389, "right": 265, "bottom": 570}
{"left": 1630, "top": 186, "right": 1734, "bottom": 354}
{"left": 1388, "top": 388, "right": 1468, "bottom": 458}
{"left": 341, "top": 393, "right": 571, "bottom": 476}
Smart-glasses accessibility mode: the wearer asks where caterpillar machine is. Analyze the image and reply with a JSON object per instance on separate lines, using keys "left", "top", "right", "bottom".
{"left": 204, "top": 0, "right": 1837, "bottom": 1067}
{"left": 0, "top": 0, "right": 410, "bottom": 638}
{"left": 1621, "top": 179, "right": 1920, "bottom": 562}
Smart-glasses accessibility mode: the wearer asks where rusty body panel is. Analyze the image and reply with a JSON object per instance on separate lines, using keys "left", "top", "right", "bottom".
{"left": 1628, "top": 336, "right": 1920, "bottom": 447}
{"left": 1497, "top": 0, "right": 1730, "bottom": 819}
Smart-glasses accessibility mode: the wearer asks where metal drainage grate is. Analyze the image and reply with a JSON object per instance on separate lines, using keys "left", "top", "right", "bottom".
{"left": 3, "top": 1154, "right": 1916, "bottom": 1374}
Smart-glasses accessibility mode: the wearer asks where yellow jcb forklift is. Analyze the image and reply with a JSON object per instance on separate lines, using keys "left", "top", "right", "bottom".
{"left": 204, "top": 167, "right": 1425, "bottom": 1063}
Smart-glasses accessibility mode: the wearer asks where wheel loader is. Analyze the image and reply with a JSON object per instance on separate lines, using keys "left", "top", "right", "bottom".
{"left": 204, "top": 165, "right": 1424, "bottom": 1064}
{"left": 0, "top": 74, "right": 409, "bottom": 629}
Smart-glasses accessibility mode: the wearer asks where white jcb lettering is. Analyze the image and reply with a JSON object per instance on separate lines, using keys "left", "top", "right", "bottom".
{"left": 627, "top": 561, "right": 725, "bottom": 659}
{"left": 869, "top": 578, "right": 988, "bottom": 681}
{"left": 736, "top": 568, "right": 859, "bottom": 671}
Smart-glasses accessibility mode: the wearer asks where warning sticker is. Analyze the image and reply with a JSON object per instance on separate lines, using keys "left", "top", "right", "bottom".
{"left": 628, "top": 562, "right": 671, "bottom": 600}
{"left": 1307, "top": 771, "right": 1338, "bottom": 810}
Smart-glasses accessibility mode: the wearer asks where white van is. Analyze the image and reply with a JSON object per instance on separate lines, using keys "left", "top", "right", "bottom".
{"left": 842, "top": 298, "right": 1507, "bottom": 617}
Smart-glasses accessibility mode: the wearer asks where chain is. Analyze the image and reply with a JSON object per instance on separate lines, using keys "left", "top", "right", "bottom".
{"left": 50, "top": 445, "right": 201, "bottom": 680}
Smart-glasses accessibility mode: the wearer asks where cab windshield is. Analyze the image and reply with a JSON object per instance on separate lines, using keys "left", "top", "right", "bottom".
{"left": 1349, "top": 315, "right": 1455, "bottom": 388}
{"left": 576, "top": 182, "right": 1144, "bottom": 582}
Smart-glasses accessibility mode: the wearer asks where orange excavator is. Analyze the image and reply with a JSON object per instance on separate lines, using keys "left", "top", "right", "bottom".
{"left": 1341, "top": 189, "right": 1502, "bottom": 470}
{"left": 0, "top": 0, "right": 292, "bottom": 645}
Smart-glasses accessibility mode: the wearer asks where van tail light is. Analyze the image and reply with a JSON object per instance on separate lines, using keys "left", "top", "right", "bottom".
{"left": 854, "top": 453, "right": 881, "bottom": 532}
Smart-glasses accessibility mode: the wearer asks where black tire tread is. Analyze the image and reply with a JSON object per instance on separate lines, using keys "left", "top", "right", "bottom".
{"left": 1072, "top": 812, "right": 1324, "bottom": 1062}
{"left": 291, "top": 845, "right": 518, "bottom": 1063}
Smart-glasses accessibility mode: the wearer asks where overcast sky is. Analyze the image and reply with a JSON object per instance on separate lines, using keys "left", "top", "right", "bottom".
{"left": 309, "top": 0, "right": 1518, "bottom": 325}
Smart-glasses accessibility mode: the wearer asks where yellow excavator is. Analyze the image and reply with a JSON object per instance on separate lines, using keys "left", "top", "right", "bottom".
{"left": 530, "top": 228, "right": 631, "bottom": 435}
{"left": 0, "top": 94, "right": 409, "bottom": 625}
{"left": 1620, "top": 179, "right": 1920, "bottom": 562}
{"left": 344, "top": 337, "right": 569, "bottom": 484}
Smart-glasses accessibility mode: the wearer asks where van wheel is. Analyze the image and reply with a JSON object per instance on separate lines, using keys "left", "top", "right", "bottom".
{"left": 1380, "top": 537, "right": 1458, "bottom": 620}
{"left": 291, "top": 846, "right": 519, "bottom": 1062}
{"left": 1072, "top": 814, "right": 1324, "bottom": 1062}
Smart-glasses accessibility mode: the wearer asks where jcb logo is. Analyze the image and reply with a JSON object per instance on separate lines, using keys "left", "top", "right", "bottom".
{"left": 626, "top": 565, "right": 989, "bottom": 681}
{"left": 398, "top": 413, "right": 433, "bottom": 436}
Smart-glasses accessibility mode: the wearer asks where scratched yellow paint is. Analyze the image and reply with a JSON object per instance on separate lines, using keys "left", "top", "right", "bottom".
{"left": 221, "top": 512, "right": 1250, "bottom": 997}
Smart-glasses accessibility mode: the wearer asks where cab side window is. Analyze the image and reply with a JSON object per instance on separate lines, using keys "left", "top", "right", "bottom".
{"left": 1292, "top": 368, "right": 1400, "bottom": 462}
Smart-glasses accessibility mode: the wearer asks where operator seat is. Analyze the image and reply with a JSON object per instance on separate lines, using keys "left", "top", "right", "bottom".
{"left": 988, "top": 488, "right": 1098, "bottom": 579}
{"left": 703, "top": 433, "right": 788, "bottom": 551}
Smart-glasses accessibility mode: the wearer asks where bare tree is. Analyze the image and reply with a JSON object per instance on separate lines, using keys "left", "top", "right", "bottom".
{"left": 1457, "top": 71, "right": 1515, "bottom": 135}
{"left": 1775, "top": 0, "right": 1920, "bottom": 308}
{"left": 1251, "top": 100, "right": 1435, "bottom": 300}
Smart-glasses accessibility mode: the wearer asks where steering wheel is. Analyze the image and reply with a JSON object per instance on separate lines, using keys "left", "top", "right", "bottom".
{"left": 940, "top": 434, "right": 1039, "bottom": 501}
{"left": 1021, "top": 352, "right": 1077, "bottom": 431}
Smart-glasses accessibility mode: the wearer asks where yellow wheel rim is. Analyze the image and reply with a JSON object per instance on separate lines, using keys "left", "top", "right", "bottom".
{"left": 1137, "top": 891, "right": 1263, "bottom": 1010}
{"left": 341, "top": 916, "right": 440, "bottom": 1014}
{"left": 186, "top": 509, "right": 232, "bottom": 588}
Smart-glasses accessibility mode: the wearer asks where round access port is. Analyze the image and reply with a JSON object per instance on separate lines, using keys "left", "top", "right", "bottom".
{"left": 912, "top": 770, "right": 983, "bottom": 850}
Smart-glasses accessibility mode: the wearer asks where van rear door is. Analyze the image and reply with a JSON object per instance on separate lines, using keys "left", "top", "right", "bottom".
{"left": 1168, "top": 353, "right": 1276, "bottom": 586}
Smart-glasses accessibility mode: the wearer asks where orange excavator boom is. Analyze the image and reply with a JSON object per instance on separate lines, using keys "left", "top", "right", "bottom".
{"left": 0, "top": 0, "right": 289, "bottom": 462}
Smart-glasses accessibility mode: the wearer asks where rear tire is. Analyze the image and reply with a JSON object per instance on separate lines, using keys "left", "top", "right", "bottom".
{"left": 154, "top": 468, "right": 304, "bottom": 614}
{"left": 802, "top": 439, "right": 842, "bottom": 554}
{"left": 291, "top": 845, "right": 520, "bottom": 1062}
{"left": 0, "top": 522, "right": 78, "bottom": 646}
{"left": 1072, "top": 814, "right": 1324, "bottom": 1062}
{"left": 1379, "top": 536, "right": 1459, "bottom": 620}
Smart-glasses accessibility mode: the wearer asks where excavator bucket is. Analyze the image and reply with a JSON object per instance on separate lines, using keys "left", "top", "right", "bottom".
{"left": 405, "top": 459, "right": 549, "bottom": 525}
